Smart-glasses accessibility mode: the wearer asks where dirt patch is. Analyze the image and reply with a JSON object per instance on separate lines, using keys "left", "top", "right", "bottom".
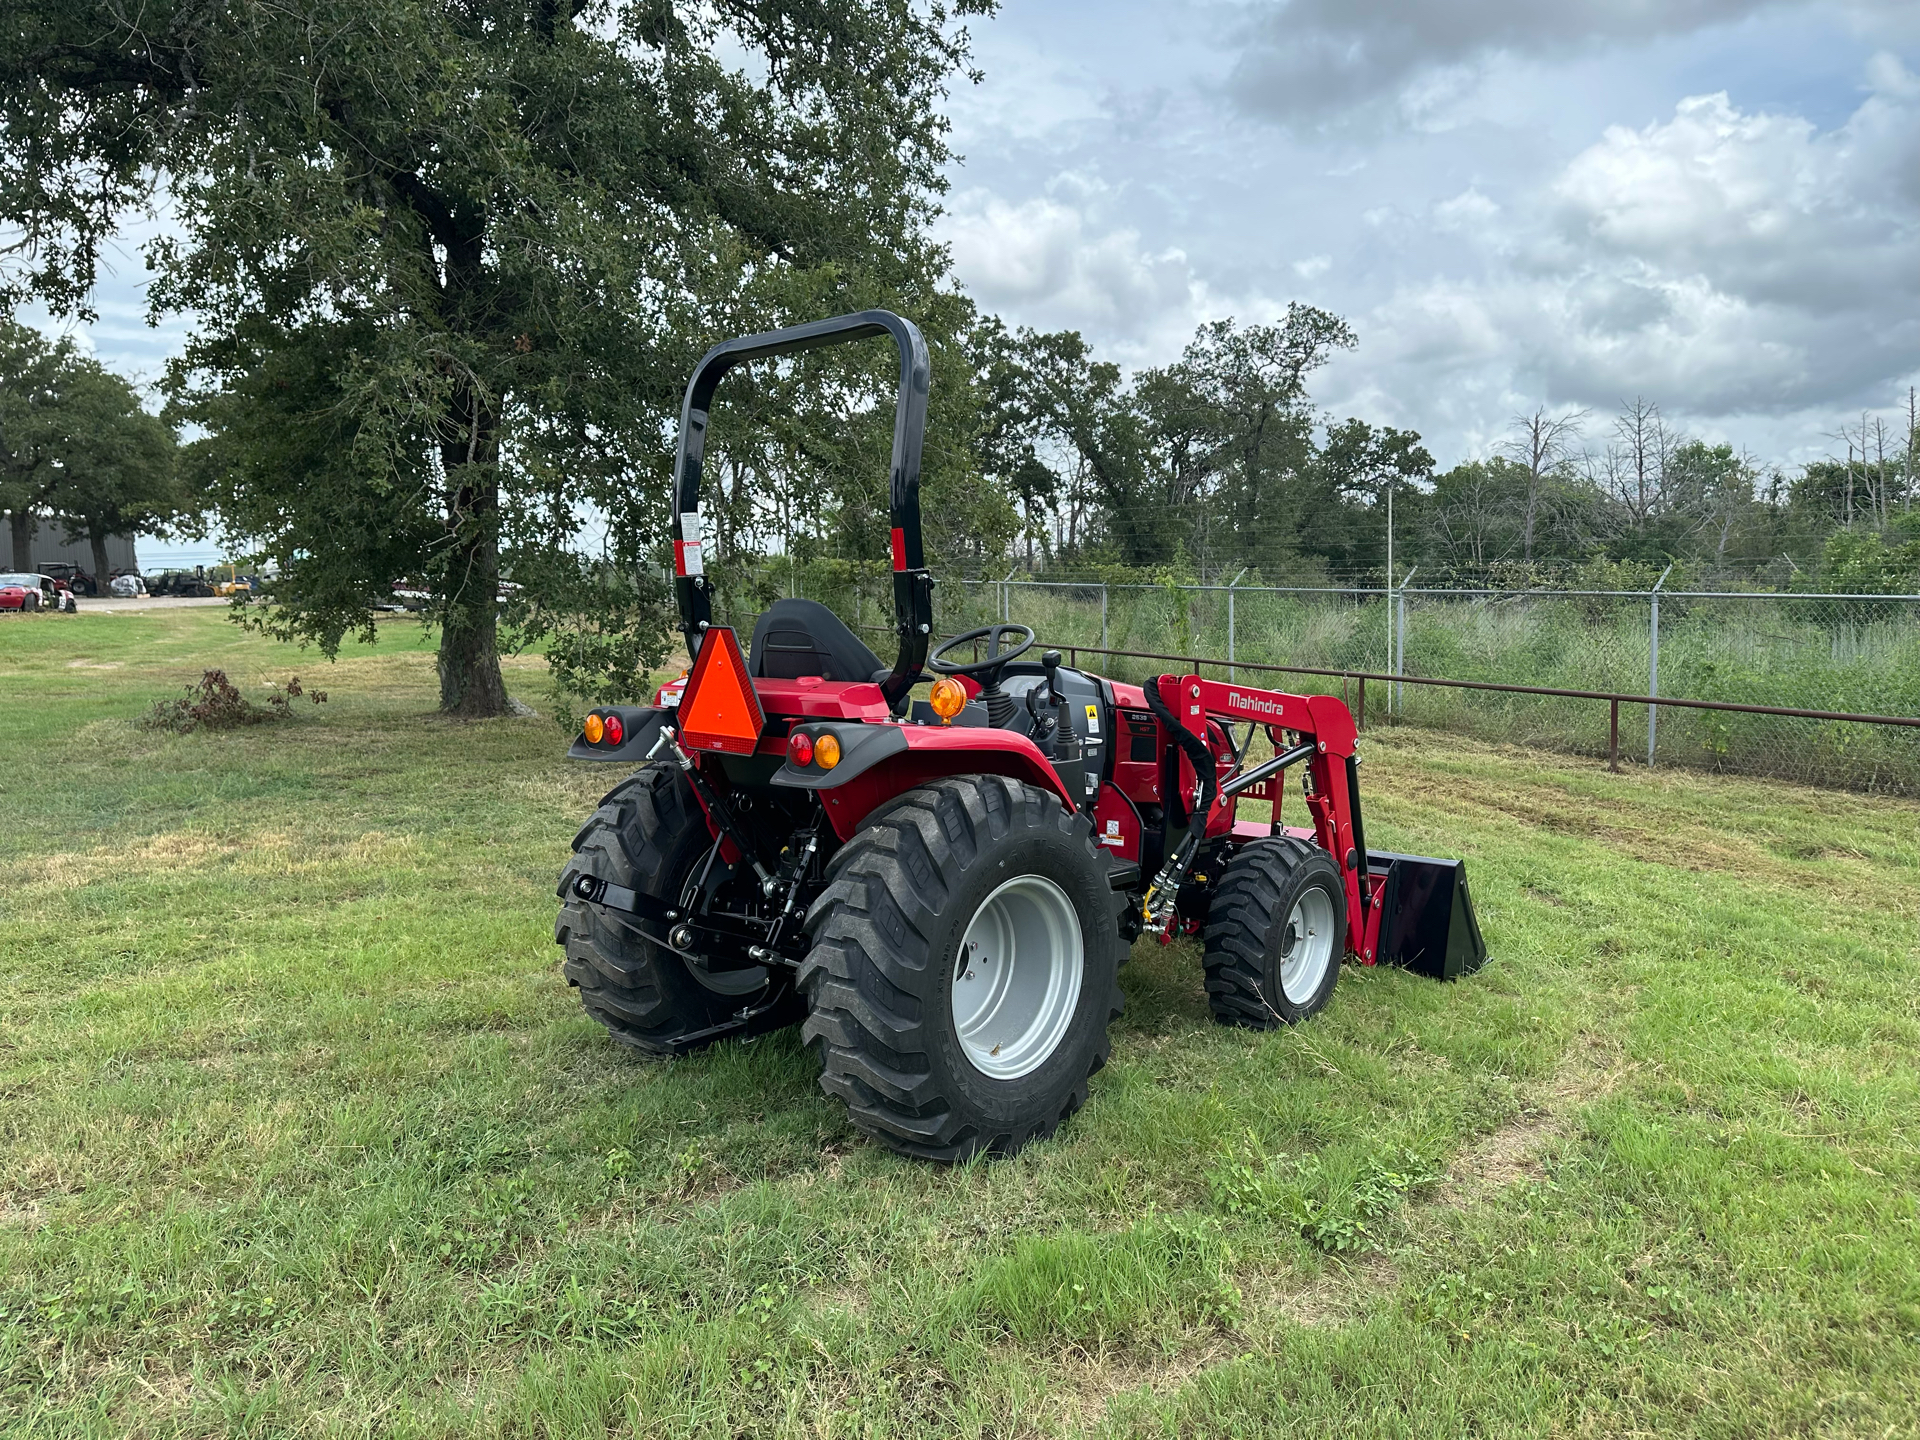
{"left": 1243, "top": 1251, "right": 1397, "bottom": 1328}
{"left": 1043, "top": 1339, "right": 1240, "bottom": 1430}
{"left": 1440, "top": 1030, "right": 1636, "bottom": 1205}
{"left": 806, "top": 1283, "right": 872, "bottom": 1318}
{"left": 14, "top": 827, "right": 417, "bottom": 891}
{"left": 1025, "top": 1255, "right": 1398, "bottom": 1428}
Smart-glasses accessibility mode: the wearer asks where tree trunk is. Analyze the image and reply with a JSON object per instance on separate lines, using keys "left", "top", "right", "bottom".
{"left": 90, "top": 531, "right": 111, "bottom": 590}
{"left": 8, "top": 508, "right": 30, "bottom": 571}
{"left": 437, "top": 384, "right": 510, "bottom": 718}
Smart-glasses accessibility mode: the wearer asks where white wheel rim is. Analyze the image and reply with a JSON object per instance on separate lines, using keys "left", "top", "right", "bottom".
{"left": 1279, "top": 886, "right": 1336, "bottom": 1005}
{"left": 951, "top": 874, "right": 1084, "bottom": 1080}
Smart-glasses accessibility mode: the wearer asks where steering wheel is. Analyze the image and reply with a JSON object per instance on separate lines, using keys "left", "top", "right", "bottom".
{"left": 928, "top": 624, "right": 1035, "bottom": 728}
{"left": 928, "top": 623, "right": 1036, "bottom": 679}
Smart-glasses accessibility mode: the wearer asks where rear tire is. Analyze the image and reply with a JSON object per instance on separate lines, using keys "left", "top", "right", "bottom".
{"left": 1202, "top": 837, "right": 1345, "bottom": 1028}
{"left": 799, "top": 775, "right": 1125, "bottom": 1163}
{"left": 555, "top": 762, "right": 801, "bottom": 1056}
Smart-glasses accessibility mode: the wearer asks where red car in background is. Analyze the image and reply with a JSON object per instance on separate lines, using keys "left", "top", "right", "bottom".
{"left": 0, "top": 573, "right": 79, "bottom": 612}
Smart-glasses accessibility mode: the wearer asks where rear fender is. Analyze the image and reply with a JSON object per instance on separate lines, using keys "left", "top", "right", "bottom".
{"left": 568, "top": 705, "right": 669, "bottom": 763}
{"left": 772, "top": 722, "right": 1077, "bottom": 840}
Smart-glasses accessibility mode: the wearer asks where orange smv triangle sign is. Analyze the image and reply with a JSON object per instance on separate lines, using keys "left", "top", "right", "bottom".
{"left": 676, "top": 626, "right": 766, "bottom": 755}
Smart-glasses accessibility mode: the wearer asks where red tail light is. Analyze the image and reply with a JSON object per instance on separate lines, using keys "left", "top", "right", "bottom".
{"left": 603, "top": 713, "right": 625, "bottom": 746}
{"left": 788, "top": 731, "right": 813, "bottom": 766}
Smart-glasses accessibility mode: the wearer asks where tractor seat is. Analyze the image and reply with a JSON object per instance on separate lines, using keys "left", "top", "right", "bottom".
{"left": 747, "top": 598, "right": 890, "bottom": 685}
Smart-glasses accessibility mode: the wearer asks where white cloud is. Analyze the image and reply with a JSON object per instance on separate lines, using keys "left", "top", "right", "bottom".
{"left": 937, "top": 186, "right": 1225, "bottom": 358}
{"left": 1315, "top": 75, "right": 1920, "bottom": 451}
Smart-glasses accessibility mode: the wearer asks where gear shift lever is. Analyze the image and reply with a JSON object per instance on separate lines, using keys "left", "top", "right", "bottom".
{"left": 1040, "top": 651, "right": 1084, "bottom": 800}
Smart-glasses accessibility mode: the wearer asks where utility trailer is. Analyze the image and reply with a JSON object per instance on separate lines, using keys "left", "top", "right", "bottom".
{"left": 556, "top": 311, "right": 1486, "bottom": 1162}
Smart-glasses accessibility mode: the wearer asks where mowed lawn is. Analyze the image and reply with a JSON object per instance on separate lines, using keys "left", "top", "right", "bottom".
{"left": 2, "top": 606, "right": 1918, "bottom": 1439}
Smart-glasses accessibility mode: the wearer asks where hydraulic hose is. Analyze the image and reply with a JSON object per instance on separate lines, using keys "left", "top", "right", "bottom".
{"left": 1143, "top": 675, "right": 1218, "bottom": 845}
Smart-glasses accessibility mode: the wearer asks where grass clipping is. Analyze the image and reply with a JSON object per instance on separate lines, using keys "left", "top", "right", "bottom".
{"left": 142, "top": 668, "right": 328, "bottom": 734}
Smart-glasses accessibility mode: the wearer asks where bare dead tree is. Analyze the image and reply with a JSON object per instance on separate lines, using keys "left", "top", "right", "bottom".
{"left": 1606, "top": 397, "right": 1673, "bottom": 531}
{"left": 1896, "top": 385, "right": 1912, "bottom": 514}
{"left": 1871, "top": 413, "right": 1896, "bottom": 529}
{"left": 1907, "top": 387, "right": 1916, "bottom": 514}
{"left": 1703, "top": 450, "right": 1761, "bottom": 565}
{"left": 1433, "top": 464, "right": 1516, "bottom": 569}
{"left": 1499, "top": 405, "right": 1589, "bottom": 561}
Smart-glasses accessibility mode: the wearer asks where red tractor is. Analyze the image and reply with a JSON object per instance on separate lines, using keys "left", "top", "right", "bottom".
{"left": 557, "top": 311, "right": 1485, "bottom": 1163}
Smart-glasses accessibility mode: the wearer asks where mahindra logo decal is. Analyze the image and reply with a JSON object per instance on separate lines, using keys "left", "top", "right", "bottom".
{"left": 1224, "top": 690, "right": 1283, "bottom": 717}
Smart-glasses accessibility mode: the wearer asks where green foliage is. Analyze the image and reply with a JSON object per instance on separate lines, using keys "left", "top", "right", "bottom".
{"left": 978, "top": 308, "right": 1357, "bottom": 572}
{"left": 1, "top": 0, "right": 989, "bottom": 715}
{"left": 1816, "top": 522, "right": 1920, "bottom": 593}
{"left": 1208, "top": 1133, "right": 1441, "bottom": 1253}
{"left": 0, "top": 319, "right": 191, "bottom": 572}
{"left": 974, "top": 1216, "right": 1242, "bottom": 1342}
{"left": 526, "top": 558, "right": 675, "bottom": 733}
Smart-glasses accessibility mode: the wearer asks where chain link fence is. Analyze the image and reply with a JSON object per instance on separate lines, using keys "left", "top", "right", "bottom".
{"left": 725, "top": 562, "right": 1920, "bottom": 795}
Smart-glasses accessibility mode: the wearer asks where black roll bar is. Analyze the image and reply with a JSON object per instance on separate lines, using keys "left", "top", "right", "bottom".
{"left": 669, "top": 310, "right": 934, "bottom": 708}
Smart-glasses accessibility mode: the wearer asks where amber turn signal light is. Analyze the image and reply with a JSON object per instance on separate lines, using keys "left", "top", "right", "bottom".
{"left": 928, "top": 676, "right": 967, "bottom": 722}
{"left": 814, "top": 733, "right": 841, "bottom": 769}
{"left": 583, "top": 712, "right": 605, "bottom": 744}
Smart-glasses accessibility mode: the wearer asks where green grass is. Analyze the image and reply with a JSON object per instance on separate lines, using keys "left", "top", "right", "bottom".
{"left": 3, "top": 606, "right": 1919, "bottom": 1437}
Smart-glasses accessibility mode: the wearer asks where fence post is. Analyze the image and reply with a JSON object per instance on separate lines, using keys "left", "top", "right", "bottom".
{"left": 1228, "top": 587, "right": 1236, "bottom": 680}
{"left": 1648, "top": 563, "right": 1673, "bottom": 766}
{"left": 1393, "top": 567, "right": 1416, "bottom": 718}
{"left": 1101, "top": 583, "right": 1108, "bottom": 651}
{"left": 1609, "top": 698, "right": 1620, "bottom": 772}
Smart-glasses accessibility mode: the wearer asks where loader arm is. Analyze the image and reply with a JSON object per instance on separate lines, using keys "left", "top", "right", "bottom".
{"left": 1144, "top": 673, "right": 1484, "bottom": 977}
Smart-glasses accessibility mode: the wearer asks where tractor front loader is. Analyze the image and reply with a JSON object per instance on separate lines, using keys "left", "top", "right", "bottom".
{"left": 555, "top": 310, "right": 1487, "bottom": 1163}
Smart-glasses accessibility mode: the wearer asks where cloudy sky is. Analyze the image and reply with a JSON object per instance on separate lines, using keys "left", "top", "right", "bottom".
{"left": 937, "top": 0, "right": 1920, "bottom": 470}
{"left": 40, "top": 0, "right": 1920, "bottom": 498}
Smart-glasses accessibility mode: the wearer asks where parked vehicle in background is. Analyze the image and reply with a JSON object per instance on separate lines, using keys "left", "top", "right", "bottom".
{"left": 38, "top": 562, "right": 98, "bottom": 596}
{"left": 389, "top": 579, "right": 430, "bottom": 611}
{"left": 109, "top": 573, "right": 149, "bottom": 598}
{"left": 0, "top": 573, "right": 39, "bottom": 611}
{"left": 3, "top": 574, "right": 79, "bottom": 612}
{"left": 151, "top": 569, "right": 216, "bottom": 597}
{"left": 209, "top": 563, "right": 252, "bottom": 598}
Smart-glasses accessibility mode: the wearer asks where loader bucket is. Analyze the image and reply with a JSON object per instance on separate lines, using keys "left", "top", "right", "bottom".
{"left": 1368, "top": 850, "right": 1488, "bottom": 981}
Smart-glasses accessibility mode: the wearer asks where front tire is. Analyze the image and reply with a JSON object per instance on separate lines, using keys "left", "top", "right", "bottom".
{"left": 1202, "top": 837, "right": 1345, "bottom": 1028}
{"left": 555, "top": 762, "right": 801, "bottom": 1056}
{"left": 799, "top": 775, "right": 1125, "bottom": 1163}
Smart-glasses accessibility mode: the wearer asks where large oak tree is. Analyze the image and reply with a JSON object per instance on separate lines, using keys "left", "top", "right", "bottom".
{"left": 1, "top": 0, "right": 987, "bottom": 714}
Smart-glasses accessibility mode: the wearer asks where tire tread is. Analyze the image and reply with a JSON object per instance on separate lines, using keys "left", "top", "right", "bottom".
{"left": 799, "top": 775, "right": 1124, "bottom": 1163}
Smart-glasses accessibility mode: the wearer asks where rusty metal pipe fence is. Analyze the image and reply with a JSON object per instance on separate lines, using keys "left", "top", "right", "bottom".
{"left": 721, "top": 566, "right": 1920, "bottom": 795}
{"left": 1043, "top": 641, "right": 1920, "bottom": 786}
